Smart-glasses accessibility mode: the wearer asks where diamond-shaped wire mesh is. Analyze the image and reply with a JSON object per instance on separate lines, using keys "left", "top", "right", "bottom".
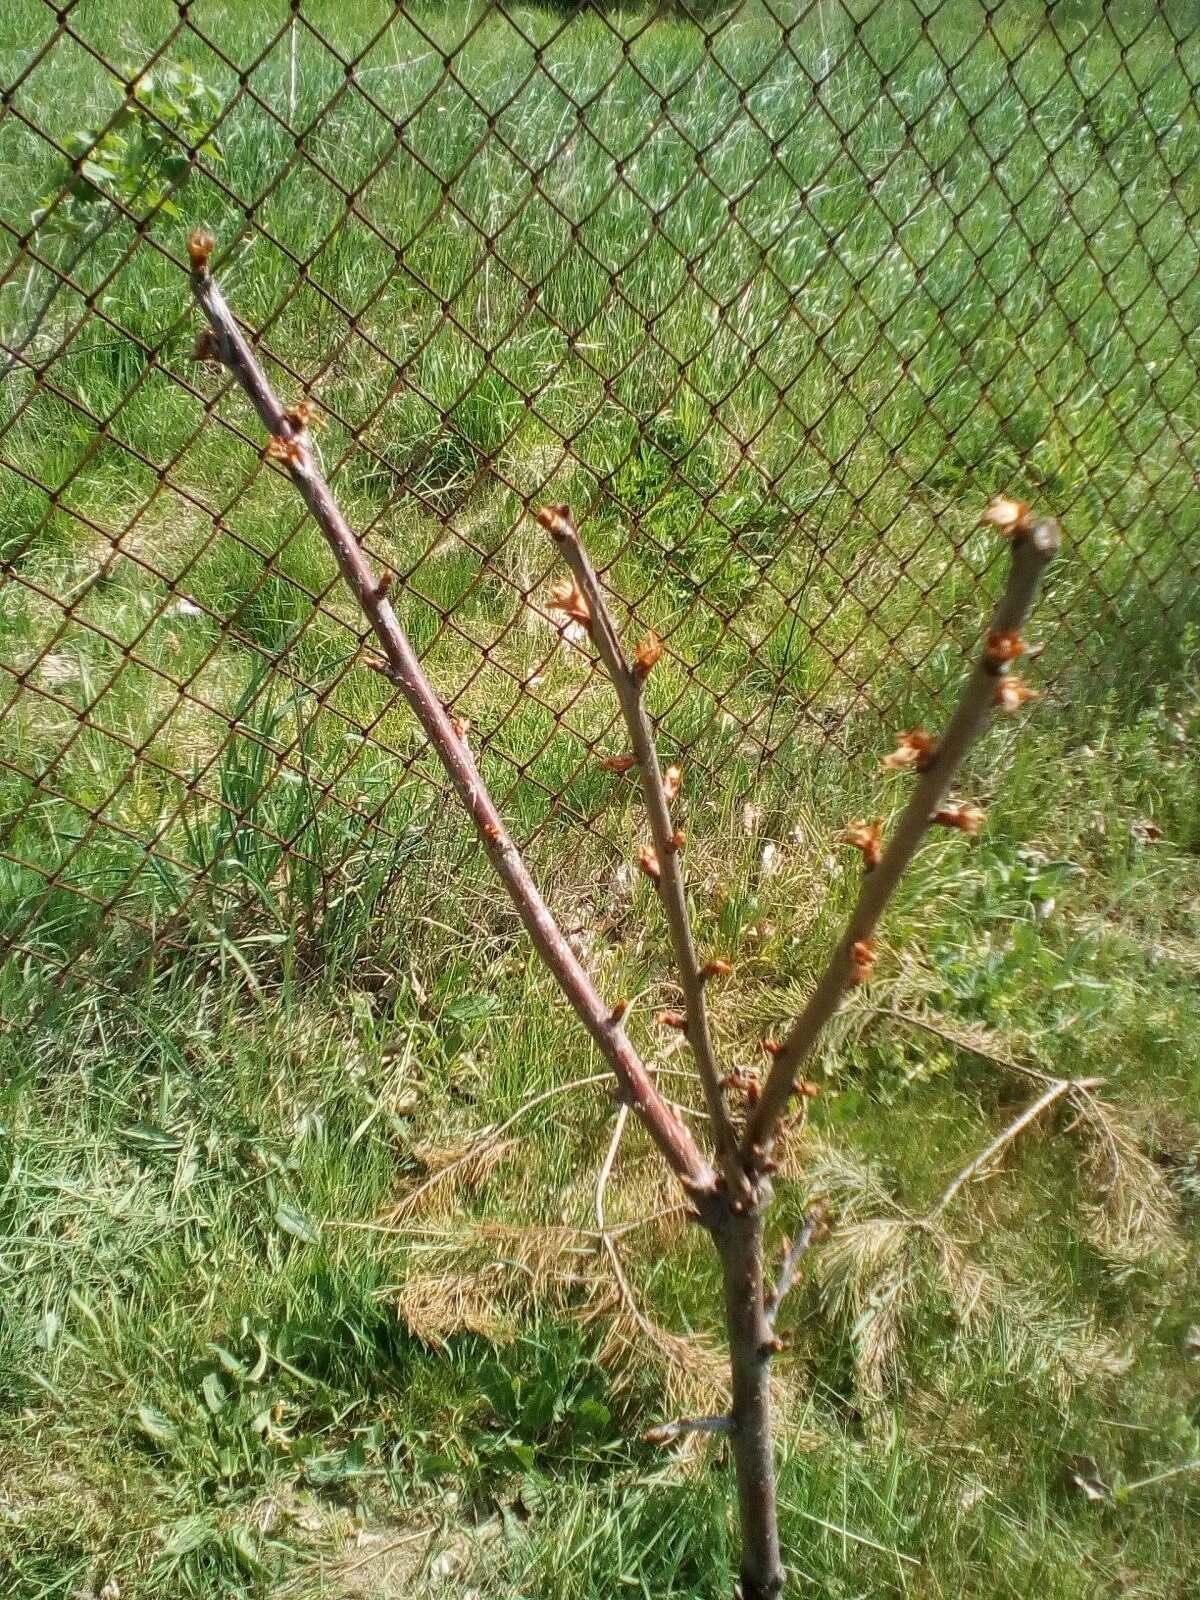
{"left": 1, "top": 0, "right": 1197, "bottom": 1003}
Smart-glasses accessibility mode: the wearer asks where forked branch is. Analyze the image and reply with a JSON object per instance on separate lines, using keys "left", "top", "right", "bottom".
{"left": 186, "top": 232, "right": 713, "bottom": 1193}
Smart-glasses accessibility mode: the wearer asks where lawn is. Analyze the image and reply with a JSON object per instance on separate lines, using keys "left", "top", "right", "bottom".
{"left": 1, "top": 1, "right": 1198, "bottom": 1595}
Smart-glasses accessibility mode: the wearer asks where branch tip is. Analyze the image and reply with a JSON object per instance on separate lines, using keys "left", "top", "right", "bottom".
{"left": 536, "top": 502, "right": 574, "bottom": 541}
{"left": 187, "top": 227, "right": 214, "bottom": 275}
{"left": 980, "top": 493, "right": 1032, "bottom": 537}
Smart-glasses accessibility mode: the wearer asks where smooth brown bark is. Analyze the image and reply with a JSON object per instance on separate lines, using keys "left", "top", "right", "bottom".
{"left": 716, "top": 1204, "right": 785, "bottom": 1599}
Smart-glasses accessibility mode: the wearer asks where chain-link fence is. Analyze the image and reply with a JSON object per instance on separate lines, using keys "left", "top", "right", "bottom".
{"left": 2, "top": 0, "right": 1197, "bottom": 1005}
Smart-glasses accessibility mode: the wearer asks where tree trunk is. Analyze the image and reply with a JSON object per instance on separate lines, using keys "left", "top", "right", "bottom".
{"left": 717, "top": 1205, "right": 785, "bottom": 1599}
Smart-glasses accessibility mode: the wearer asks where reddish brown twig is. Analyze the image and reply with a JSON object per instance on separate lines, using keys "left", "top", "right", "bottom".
{"left": 538, "top": 503, "right": 743, "bottom": 1191}
{"left": 742, "top": 517, "right": 1059, "bottom": 1173}
{"left": 188, "top": 240, "right": 713, "bottom": 1193}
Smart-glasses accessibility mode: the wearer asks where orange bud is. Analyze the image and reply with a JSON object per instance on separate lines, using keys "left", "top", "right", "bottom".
{"left": 483, "top": 821, "right": 500, "bottom": 841}
{"left": 633, "top": 631, "right": 664, "bottom": 677}
{"left": 881, "top": 728, "right": 937, "bottom": 772}
{"left": 761, "top": 1038, "right": 785, "bottom": 1057}
{"left": 657, "top": 1009, "right": 687, "bottom": 1031}
{"left": 700, "top": 957, "right": 732, "bottom": 982}
{"left": 191, "top": 328, "right": 221, "bottom": 364}
{"left": 285, "top": 398, "right": 322, "bottom": 431}
{"left": 376, "top": 571, "right": 394, "bottom": 600}
{"left": 266, "top": 434, "right": 302, "bottom": 465}
{"left": 843, "top": 819, "right": 884, "bottom": 869}
{"left": 600, "top": 754, "right": 637, "bottom": 773}
{"left": 547, "top": 578, "right": 590, "bottom": 625}
{"left": 797, "top": 1079, "right": 821, "bottom": 1099}
{"left": 721, "top": 1067, "right": 760, "bottom": 1101}
{"left": 933, "top": 802, "right": 985, "bottom": 835}
{"left": 637, "top": 844, "right": 661, "bottom": 883}
{"left": 663, "top": 764, "right": 683, "bottom": 803}
{"left": 610, "top": 998, "right": 630, "bottom": 1025}
{"left": 986, "top": 630, "right": 1025, "bottom": 667}
{"left": 849, "top": 938, "right": 876, "bottom": 983}
{"left": 995, "top": 674, "right": 1042, "bottom": 715}
{"left": 535, "top": 503, "right": 573, "bottom": 540}
{"left": 451, "top": 715, "right": 471, "bottom": 739}
{"left": 187, "top": 228, "right": 215, "bottom": 272}
{"left": 980, "top": 493, "right": 1031, "bottom": 537}
{"left": 668, "top": 827, "right": 687, "bottom": 852}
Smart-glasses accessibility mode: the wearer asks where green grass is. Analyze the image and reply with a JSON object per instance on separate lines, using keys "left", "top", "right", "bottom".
{"left": 1, "top": 1, "right": 1199, "bottom": 1596}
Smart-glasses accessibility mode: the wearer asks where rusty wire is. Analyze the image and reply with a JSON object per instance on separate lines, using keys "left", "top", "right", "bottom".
{"left": 1, "top": 0, "right": 1196, "bottom": 1004}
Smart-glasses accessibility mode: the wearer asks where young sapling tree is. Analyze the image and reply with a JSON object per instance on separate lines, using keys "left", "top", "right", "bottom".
{"left": 188, "top": 231, "right": 1059, "bottom": 1598}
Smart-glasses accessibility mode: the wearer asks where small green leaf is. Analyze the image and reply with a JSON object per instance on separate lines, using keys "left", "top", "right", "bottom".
{"left": 574, "top": 1398, "right": 612, "bottom": 1437}
{"left": 201, "top": 1371, "right": 226, "bottom": 1414}
{"left": 207, "top": 1342, "right": 248, "bottom": 1378}
{"left": 136, "top": 1403, "right": 176, "bottom": 1442}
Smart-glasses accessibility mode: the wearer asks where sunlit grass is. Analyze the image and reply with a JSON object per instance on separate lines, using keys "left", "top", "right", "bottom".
{"left": 1, "top": 1, "right": 1199, "bottom": 1596}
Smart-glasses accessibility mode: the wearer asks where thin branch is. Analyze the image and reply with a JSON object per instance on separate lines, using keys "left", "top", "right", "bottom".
{"left": 326, "top": 1203, "right": 684, "bottom": 1241}
{"left": 861, "top": 1004, "right": 1064, "bottom": 1087}
{"left": 745, "top": 518, "right": 1060, "bottom": 1170}
{"left": 595, "top": 1103, "right": 664, "bottom": 1345}
{"left": 188, "top": 239, "right": 713, "bottom": 1194}
{"left": 645, "top": 1414, "right": 733, "bottom": 1443}
{"left": 540, "top": 505, "right": 740, "bottom": 1187}
{"left": 924, "top": 1078, "right": 1074, "bottom": 1222}
{"left": 1122, "top": 1458, "right": 1200, "bottom": 1495}
{"left": 764, "top": 1205, "right": 826, "bottom": 1326}
{"left": 390, "top": 1071, "right": 611, "bottom": 1216}
{"left": 865, "top": 1005, "right": 1104, "bottom": 1099}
